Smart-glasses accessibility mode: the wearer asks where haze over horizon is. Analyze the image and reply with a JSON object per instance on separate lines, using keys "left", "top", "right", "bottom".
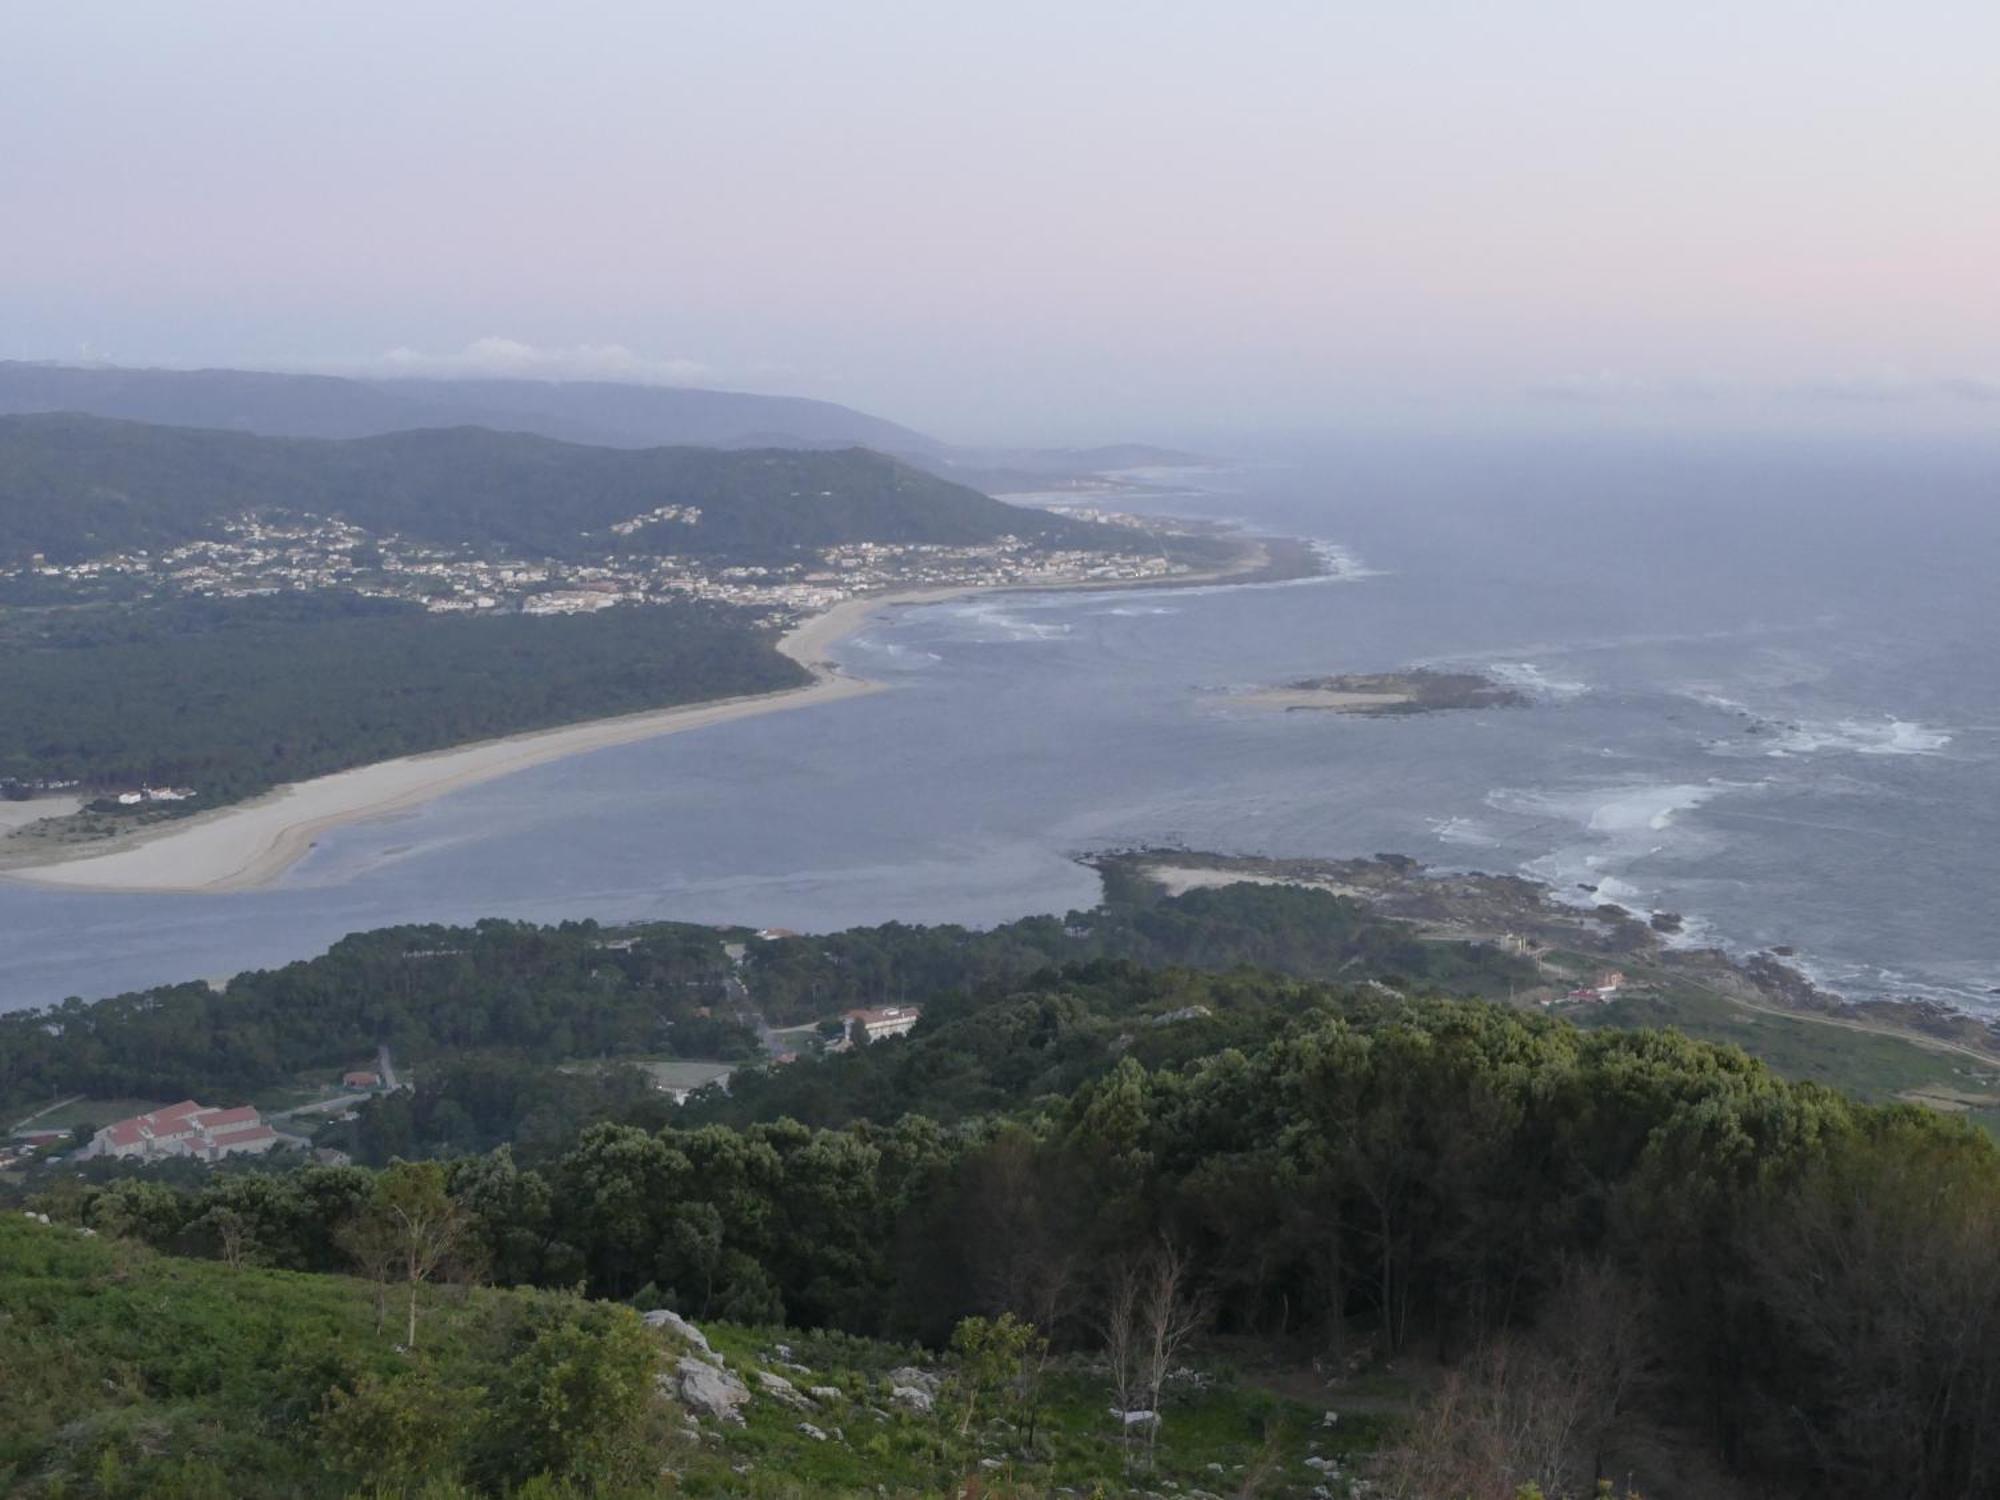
{"left": 7, "top": 2, "right": 1999, "bottom": 444}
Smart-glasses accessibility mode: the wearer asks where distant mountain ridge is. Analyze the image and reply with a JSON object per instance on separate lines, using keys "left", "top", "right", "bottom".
{"left": 0, "top": 361, "right": 1210, "bottom": 486}
{"left": 0, "top": 413, "right": 1108, "bottom": 566}
{"left": 0, "top": 360, "right": 939, "bottom": 454}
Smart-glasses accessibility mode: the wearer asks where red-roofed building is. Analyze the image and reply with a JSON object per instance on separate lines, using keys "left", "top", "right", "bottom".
{"left": 83, "top": 1101, "right": 283, "bottom": 1163}
{"left": 342, "top": 1070, "right": 381, "bottom": 1090}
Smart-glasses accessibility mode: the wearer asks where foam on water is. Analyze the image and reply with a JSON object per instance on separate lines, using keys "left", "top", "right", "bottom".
{"left": 940, "top": 600, "right": 1073, "bottom": 642}
{"left": 851, "top": 638, "right": 943, "bottom": 666}
{"left": 1037, "top": 536, "right": 1383, "bottom": 608}
{"left": 1702, "top": 711, "right": 1955, "bottom": 759}
{"left": 1310, "top": 541, "right": 1387, "bottom": 581}
{"left": 1787, "top": 952, "right": 2000, "bottom": 1013}
{"left": 1582, "top": 782, "right": 1723, "bottom": 834}
{"left": 1484, "top": 661, "right": 1592, "bottom": 701}
{"left": 1429, "top": 815, "right": 1500, "bottom": 848}
{"left": 1488, "top": 779, "right": 1750, "bottom": 936}
{"left": 1772, "top": 717, "right": 1953, "bottom": 757}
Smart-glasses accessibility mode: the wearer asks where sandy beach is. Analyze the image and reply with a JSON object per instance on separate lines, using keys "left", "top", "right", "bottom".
{"left": 1232, "top": 687, "right": 1415, "bottom": 713}
{"left": 0, "top": 598, "right": 896, "bottom": 896}
{"left": 1, "top": 540, "right": 1286, "bottom": 896}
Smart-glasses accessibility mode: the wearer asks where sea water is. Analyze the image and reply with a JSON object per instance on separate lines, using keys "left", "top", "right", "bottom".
{"left": 2, "top": 430, "right": 1996, "bottom": 1013}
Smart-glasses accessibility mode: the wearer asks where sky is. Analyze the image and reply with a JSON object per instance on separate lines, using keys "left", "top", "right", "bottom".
{"left": 5, "top": 1, "right": 1998, "bottom": 444}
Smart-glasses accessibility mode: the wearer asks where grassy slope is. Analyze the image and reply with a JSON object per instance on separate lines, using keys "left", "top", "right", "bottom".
{"left": 0, "top": 1216, "right": 1382, "bottom": 1499}
{"left": 1580, "top": 973, "right": 2000, "bottom": 1133}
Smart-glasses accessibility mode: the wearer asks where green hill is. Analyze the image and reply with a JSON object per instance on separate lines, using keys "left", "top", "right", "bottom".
{"left": 0, "top": 414, "right": 1106, "bottom": 566}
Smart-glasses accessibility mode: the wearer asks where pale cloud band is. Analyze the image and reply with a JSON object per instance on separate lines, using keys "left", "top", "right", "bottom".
{"left": 1530, "top": 373, "right": 2000, "bottom": 406}
{"left": 372, "top": 338, "right": 710, "bottom": 386}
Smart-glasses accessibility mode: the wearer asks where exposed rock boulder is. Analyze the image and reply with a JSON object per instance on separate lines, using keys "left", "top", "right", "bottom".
{"left": 642, "top": 1308, "right": 713, "bottom": 1357}
{"left": 888, "top": 1383, "right": 934, "bottom": 1414}
{"left": 756, "top": 1370, "right": 812, "bottom": 1409}
{"left": 886, "top": 1365, "right": 941, "bottom": 1396}
{"left": 672, "top": 1356, "right": 750, "bottom": 1424}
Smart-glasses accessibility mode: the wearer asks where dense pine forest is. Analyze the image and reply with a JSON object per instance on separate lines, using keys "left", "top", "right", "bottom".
{"left": 0, "top": 593, "right": 806, "bottom": 807}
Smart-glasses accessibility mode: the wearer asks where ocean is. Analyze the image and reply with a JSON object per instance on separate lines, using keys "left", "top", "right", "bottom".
{"left": 2, "top": 429, "right": 1996, "bottom": 1013}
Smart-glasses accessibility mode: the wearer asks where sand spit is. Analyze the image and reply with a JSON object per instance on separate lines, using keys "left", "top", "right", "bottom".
{"left": 2, "top": 541, "right": 1290, "bottom": 896}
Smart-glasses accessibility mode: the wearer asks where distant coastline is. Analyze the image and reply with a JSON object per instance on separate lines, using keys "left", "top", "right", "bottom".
{"left": 1111, "top": 848, "right": 2000, "bottom": 1095}
{"left": 0, "top": 531, "right": 1306, "bottom": 896}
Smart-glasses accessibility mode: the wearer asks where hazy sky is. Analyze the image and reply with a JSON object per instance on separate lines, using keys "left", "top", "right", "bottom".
{"left": 6, "top": 2, "right": 1998, "bottom": 442}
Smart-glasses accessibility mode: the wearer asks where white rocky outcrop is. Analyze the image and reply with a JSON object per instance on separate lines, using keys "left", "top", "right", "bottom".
{"left": 671, "top": 1356, "right": 750, "bottom": 1424}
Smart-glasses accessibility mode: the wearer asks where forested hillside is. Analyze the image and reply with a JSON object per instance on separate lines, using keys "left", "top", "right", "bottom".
{"left": 0, "top": 881, "right": 1526, "bottom": 1122}
{"left": 0, "top": 414, "right": 1098, "bottom": 566}
{"left": 20, "top": 979, "right": 2000, "bottom": 1499}
{"left": 0, "top": 593, "right": 805, "bottom": 806}
{"left": 16, "top": 880, "right": 2000, "bottom": 1496}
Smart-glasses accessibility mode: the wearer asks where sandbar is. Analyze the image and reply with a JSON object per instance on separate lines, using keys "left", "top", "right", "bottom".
{"left": 1, "top": 603, "right": 889, "bottom": 896}
{"left": 1, "top": 542, "right": 1282, "bottom": 896}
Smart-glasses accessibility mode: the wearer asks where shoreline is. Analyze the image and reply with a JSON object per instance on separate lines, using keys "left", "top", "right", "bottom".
{"left": 1, "top": 536, "right": 1296, "bottom": 896}
{"left": 1110, "top": 848, "right": 2000, "bottom": 1073}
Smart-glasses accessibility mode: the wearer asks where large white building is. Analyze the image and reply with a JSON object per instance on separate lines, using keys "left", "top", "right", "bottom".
{"left": 842, "top": 1005, "right": 922, "bottom": 1045}
{"left": 83, "top": 1100, "right": 280, "bottom": 1163}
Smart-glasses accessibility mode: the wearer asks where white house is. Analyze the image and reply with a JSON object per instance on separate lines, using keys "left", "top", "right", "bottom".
{"left": 842, "top": 1005, "right": 922, "bottom": 1045}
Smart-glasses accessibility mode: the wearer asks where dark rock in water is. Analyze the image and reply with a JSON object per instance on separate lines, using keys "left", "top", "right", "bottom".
{"left": 1595, "top": 903, "right": 1630, "bottom": 920}
{"left": 1577, "top": 883, "right": 1598, "bottom": 894}
{"left": 1277, "top": 669, "right": 1528, "bottom": 715}
{"left": 1650, "top": 912, "right": 1684, "bottom": 933}
{"left": 1772, "top": 945, "right": 1796, "bottom": 957}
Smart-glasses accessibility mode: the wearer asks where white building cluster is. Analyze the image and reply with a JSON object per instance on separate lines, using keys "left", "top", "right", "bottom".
{"left": 82, "top": 1100, "right": 281, "bottom": 1163}
{"left": 11, "top": 510, "right": 1188, "bottom": 622}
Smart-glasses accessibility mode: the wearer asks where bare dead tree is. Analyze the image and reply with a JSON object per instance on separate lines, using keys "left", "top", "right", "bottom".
{"left": 1136, "top": 1240, "right": 1210, "bottom": 1464}
{"left": 1097, "top": 1240, "right": 1211, "bottom": 1468}
{"left": 1376, "top": 1259, "right": 1651, "bottom": 1500}
{"left": 1099, "top": 1255, "right": 1145, "bottom": 1443}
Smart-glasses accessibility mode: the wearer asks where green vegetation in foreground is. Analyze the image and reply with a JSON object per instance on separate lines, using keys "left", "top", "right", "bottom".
{"left": 22, "top": 980, "right": 2000, "bottom": 1498}
{"left": 0, "top": 592, "right": 806, "bottom": 814}
{"left": 12, "top": 865, "right": 2000, "bottom": 1495}
{"left": 0, "top": 1212, "right": 1361, "bottom": 1499}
